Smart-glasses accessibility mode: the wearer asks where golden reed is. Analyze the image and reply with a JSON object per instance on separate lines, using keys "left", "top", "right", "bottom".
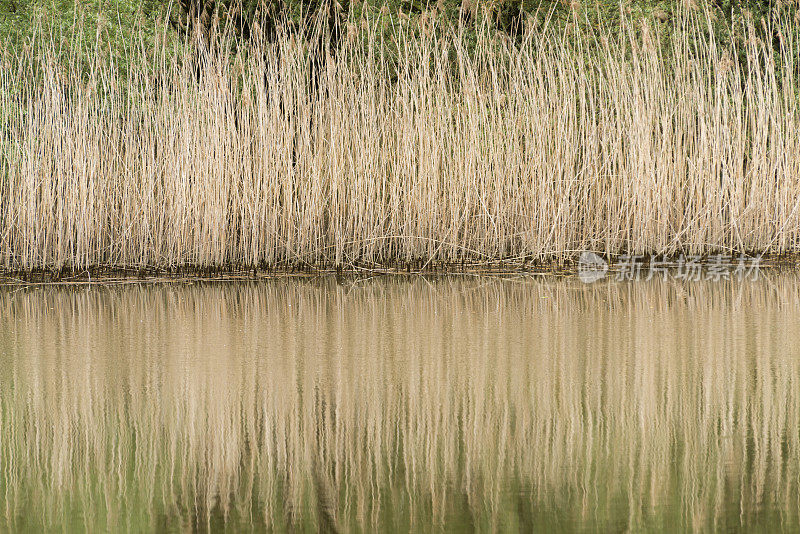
{"left": 0, "top": 9, "right": 800, "bottom": 270}
{"left": 0, "top": 11, "right": 799, "bottom": 271}
{"left": 1, "top": 276, "right": 800, "bottom": 531}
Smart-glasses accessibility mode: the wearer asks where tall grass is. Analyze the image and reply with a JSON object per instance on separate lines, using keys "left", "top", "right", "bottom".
{"left": 2, "top": 276, "right": 800, "bottom": 531}
{"left": 1, "top": 10, "right": 799, "bottom": 271}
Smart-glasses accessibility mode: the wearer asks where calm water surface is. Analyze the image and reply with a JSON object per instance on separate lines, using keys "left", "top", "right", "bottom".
{"left": 1, "top": 275, "right": 800, "bottom": 532}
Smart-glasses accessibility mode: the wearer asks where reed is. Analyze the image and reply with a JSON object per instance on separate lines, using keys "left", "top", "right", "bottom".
{"left": 2, "top": 276, "right": 800, "bottom": 531}
{"left": 1, "top": 10, "right": 799, "bottom": 272}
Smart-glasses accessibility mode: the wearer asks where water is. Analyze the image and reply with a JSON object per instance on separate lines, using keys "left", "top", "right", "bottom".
{"left": 1, "top": 275, "right": 799, "bottom": 532}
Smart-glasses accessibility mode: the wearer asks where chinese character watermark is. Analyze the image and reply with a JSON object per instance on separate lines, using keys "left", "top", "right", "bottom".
{"left": 578, "top": 253, "right": 761, "bottom": 284}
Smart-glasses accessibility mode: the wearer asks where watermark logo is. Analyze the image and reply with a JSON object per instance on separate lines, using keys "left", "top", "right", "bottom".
{"left": 577, "top": 253, "right": 761, "bottom": 283}
{"left": 578, "top": 251, "right": 609, "bottom": 283}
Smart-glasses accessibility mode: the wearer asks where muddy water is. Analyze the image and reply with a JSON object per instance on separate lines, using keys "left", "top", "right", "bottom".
{"left": 1, "top": 276, "right": 799, "bottom": 532}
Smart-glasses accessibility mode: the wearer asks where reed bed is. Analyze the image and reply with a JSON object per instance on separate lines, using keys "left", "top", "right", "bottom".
{"left": 2, "top": 276, "right": 800, "bottom": 531}
{"left": 1, "top": 10, "right": 799, "bottom": 272}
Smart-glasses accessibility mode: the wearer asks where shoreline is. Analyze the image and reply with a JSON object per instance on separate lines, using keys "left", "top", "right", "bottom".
{"left": 1, "top": 252, "right": 798, "bottom": 286}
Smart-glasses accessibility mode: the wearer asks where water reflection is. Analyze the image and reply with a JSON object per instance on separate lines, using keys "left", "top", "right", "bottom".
{"left": 1, "top": 275, "right": 799, "bottom": 532}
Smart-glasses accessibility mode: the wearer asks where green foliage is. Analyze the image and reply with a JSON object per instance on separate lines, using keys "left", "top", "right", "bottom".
{"left": 0, "top": 0, "right": 798, "bottom": 80}
{"left": 0, "top": 1, "right": 161, "bottom": 52}
{"left": 1, "top": 1, "right": 797, "bottom": 47}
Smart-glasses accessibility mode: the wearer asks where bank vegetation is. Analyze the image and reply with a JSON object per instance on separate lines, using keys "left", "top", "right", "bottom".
{"left": 1, "top": 6, "right": 799, "bottom": 271}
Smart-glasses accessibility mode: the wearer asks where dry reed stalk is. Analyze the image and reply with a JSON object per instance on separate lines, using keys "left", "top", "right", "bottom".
{"left": 0, "top": 13, "right": 799, "bottom": 272}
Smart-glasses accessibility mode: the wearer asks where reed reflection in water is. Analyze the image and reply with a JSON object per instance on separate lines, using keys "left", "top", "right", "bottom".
{"left": 1, "top": 276, "right": 800, "bottom": 532}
